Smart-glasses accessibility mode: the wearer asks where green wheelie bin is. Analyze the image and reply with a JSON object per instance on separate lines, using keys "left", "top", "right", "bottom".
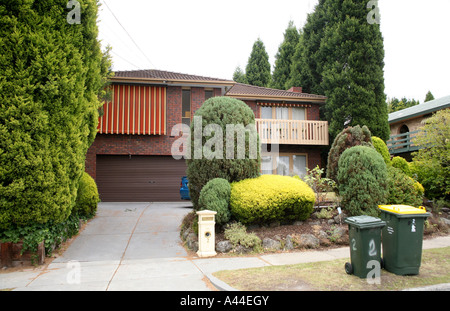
{"left": 378, "top": 205, "right": 430, "bottom": 275}
{"left": 344, "top": 216, "right": 386, "bottom": 278}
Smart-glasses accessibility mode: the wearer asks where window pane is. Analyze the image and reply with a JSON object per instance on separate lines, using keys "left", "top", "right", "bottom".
{"left": 205, "top": 90, "right": 213, "bottom": 100}
{"left": 261, "top": 107, "right": 272, "bottom": 119}
{"left": 182, "top": 118, "right": 190, "bottom": 127}
{"left": 293, "top": 155, "right": 307, "bottom": 178}
{"left": 182, "top": 89, "right": 191, "bottom": 118}
{"left": 292, "top": 107, "right": 305, "bottom": 120}
{"left": 277, "top": 156, "right": 290, "bottom": 176}
{"left": 275, "top": 107, "right": 289, "bottom": 120}
{"left": 261, "top": 156, "right": 273, "bottom": 175}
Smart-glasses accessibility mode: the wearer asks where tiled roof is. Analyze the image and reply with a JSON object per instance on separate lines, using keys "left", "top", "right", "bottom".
{"left": 113, "top": 69, "right": 234, "bottom": 83}
{"left": 226, "top": 83, "right": 327, "bottom": 102}
{"left": 388, "top": 95, "right": 450, "bottom": 123}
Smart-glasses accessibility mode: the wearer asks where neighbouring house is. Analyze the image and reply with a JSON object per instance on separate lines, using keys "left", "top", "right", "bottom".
{"left": 86, "top": 70, "right": 328, "bottom": 202}
{"left": 387, "top": 95, "right": 450, "bottom": 160}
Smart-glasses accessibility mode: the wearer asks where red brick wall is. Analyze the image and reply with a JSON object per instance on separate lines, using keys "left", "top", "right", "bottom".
{"left": 86, "top": 85, "right": 220, "bottom": 180}
{"left": 307, "top": 104, "right": 321, "bottom": 121}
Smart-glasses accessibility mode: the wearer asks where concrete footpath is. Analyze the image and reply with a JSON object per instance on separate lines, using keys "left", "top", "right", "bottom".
{"left": 1, "top": 202, "right": 449, "bottom": 291}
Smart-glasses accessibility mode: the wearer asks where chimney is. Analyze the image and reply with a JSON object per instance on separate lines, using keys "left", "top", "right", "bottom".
{"left": 287, "top": 86, "right": 302, "bottom": 93}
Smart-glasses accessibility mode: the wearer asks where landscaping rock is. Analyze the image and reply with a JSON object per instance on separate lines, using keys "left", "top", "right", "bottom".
{"left": 233, "top": 245, "right": 252, "bottom": 254}
{"left": 262, "top": 238, "right": 281, "bottom": 250}
{"left": 216, "top": 240, "right": 233, "bottom": 253}
{"left": 440, "top": 217, "right": 450, "bottom": 228}
{"left": 186, "top": 233, "right": 198, "bottom": 252}
{"left": 284, "top": 235, "right": 294, "bottom": 250}
{"left": 294, "top": 234, "right": 320, "bottom": 249}
{"left": 293, "top": 221, "right": 304, "bottom": 226}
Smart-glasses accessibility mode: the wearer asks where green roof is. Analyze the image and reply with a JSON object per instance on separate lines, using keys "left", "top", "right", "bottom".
{"left": 388, "top": 95, "right": 450, "bottom": 124}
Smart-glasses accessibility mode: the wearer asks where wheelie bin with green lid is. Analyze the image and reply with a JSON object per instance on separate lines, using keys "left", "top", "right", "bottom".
{"left": 344, "top": 216, "right": 386, "bottom": 278}
{"left": 378, "top": 205, "right": 430, "bottom": 275}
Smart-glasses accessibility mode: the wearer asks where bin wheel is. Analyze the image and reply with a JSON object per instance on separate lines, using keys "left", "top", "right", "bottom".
{"left": 345, "top": 262, "right": 353, "bottom": 275}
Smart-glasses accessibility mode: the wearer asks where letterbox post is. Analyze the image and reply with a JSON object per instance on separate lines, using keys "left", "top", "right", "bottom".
{"left": 196, "top": 210, "right": 217, "bottom": 258}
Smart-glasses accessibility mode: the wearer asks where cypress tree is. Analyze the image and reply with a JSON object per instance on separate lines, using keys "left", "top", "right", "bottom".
{"left": 290, "top": 0, "right": 389, "bottom": 141}
{"left": 245, "top": 38, "right": 271, "bottom": 87}
{"left": 0, "top": 0, "right": 111, "bottom": 229}
{"left": 232, "top": 66, "right": 247, "bottom": 84}
{"left": 271, "top": 21, "right": 300, "bottom": 90}
{"left": 289, "top": 0, "right": 328, "bottom": 94}
{"left": 424, "top": 91, "right": 435, "bottom": 102}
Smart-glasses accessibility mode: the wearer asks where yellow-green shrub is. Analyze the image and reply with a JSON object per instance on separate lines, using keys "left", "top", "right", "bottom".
{"left": 230, "top": 175, "right": 315, "bottom": 224}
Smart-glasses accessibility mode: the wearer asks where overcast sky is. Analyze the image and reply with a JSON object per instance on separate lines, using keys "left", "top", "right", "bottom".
{"left": 97, "top": 0, "right": 450, "bottom": 103}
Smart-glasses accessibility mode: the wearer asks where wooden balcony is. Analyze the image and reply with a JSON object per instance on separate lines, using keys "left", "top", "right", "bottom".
{"left": 386, "top": 130, "right": 421, "bottom": 155}
{"left": 256, "top": 119, "right": 329, "bottom": 145}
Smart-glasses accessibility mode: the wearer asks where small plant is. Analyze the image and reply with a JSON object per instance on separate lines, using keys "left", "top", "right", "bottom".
{"left": 316, "top": 207, "right": 334, "bottom": 219}
{"left": 224, "top": 222, "right": 262, "bottom": 252}
{"left": 301, "top": 166, "right": 337, "bottom": 207}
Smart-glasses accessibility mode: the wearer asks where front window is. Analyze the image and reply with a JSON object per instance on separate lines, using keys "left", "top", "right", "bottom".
{"left": 261, "top": 153, "right": 308, "bottom": 177}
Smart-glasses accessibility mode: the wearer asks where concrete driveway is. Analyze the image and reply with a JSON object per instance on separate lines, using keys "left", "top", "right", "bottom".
{"left": 1, "top": 202, "right": 217, "bottom": 291}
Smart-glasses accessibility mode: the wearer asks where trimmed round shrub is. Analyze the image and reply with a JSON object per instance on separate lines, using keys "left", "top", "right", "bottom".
{"left": 230, "top": 175, "right": 315, "bottom": 224}
{"left": 386, "top": 166, "right": 424, "bottom": 207}
{"left": 326, "top": 125, "right": 373, "bottom": 183}
{"left": 73, "top": 172, "right": 99, "bottom": 218}
{"left": 371, "top": 136, "right": 391, "bottom": 165}
{"left": 186, "top": 96, "right": 261, "bottom": 210}
{"left": 197, "top": 178, "right": 231, "bottom": 225}
{"left": 391, "top": 156, "right": 411, "bottom": 177}
{"left": 337, "top": 146, "right": 388, "bottom": 216}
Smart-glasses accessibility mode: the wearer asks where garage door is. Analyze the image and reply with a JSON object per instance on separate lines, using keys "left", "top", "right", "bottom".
{"left": 96, "top": 155, "right": 187, "bottom": 202}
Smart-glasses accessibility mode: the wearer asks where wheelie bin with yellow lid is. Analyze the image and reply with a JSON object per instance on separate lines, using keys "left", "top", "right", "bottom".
{"left": 378, "top": 205, "right": 430, "bottom": 275}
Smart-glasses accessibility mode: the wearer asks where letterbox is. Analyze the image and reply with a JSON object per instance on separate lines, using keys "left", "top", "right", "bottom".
{"left": 196, "top": 210, "right": 217, "bottom": 258}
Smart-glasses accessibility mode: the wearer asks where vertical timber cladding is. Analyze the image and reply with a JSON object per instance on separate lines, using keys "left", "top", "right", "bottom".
{"left": 98, "top": 84, "right": 167, "bottom": 135}
{"left": 96, "top": 155, "right": 187, "bottom": 202}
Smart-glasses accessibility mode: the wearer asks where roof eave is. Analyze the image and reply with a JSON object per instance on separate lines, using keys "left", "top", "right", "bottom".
{"left": 110, "top": 76, "right": 235, "bottom": 88}
{"left": 226, "top": 93, "right": 327, "bottom": 104}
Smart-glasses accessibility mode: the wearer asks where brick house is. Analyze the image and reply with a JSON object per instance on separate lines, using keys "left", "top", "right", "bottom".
{"left": 86, "top": 70, "right": 328, "bottom": 202}
{"left": 387, "top": 95, "right": 450, "bottom": 160}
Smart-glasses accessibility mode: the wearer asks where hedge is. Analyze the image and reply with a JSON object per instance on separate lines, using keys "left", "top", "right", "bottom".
{"left": 197, "top": 178, "right": 231, "bottom": 225}
{"left": 73, "top": 172, "right": 99, "bottom": 219}
{"left": 186, "top": 96, "right": 260, "bottom": 210}
{"left": 337, "top": 146, "right": 388, "bottom": 216}
{"left": 230, "top": 175, "right": 315, "bottom": 224}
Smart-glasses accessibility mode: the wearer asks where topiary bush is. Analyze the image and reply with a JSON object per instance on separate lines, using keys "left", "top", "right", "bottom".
{"left": 337, "top": 146, "right": 388, "bottom": 216}
{"left": 186, "top": 96, "right": 261, "bottom": 210}
{"left": 73, "top": 172, "right": 99, "bottom": 219}
{"left": 386, "top": 166, "right": 424, "bottom": 207}
{"left": 371, "top": 136, "right": 391, "bottom": 165}
{"left": 197, "top": 178, "right": 231, "bottom": 225}
{"left": 229, "top": 175, "right": 315, "bottom": 224}
{"left": 391, "top": 156, "right": 412, "bottom": 177}
{"left": 326, "top": 125, "right": 373, "bottom": 183}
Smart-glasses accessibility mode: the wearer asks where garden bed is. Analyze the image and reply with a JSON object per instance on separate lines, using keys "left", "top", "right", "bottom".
{"left": 181, "top": 204, "right": 450, "bottom": 256}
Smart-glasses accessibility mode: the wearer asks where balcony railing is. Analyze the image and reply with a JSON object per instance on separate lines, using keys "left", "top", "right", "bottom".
{"left": 256, "top": 119, "right": 329, "bottom": 145}
{"left": 386, "top": 130, "right": 421, "bottom": 154}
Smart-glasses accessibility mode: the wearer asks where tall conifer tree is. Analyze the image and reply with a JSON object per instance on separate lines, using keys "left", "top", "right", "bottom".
{"left": 245, "top": 38, "right": 271, "bottom": 87}
{"left": 271, "top": 21, "right": 300, "bottom": 90}
{"left": 0, "top": 0, "right": 111, "bottom": 229}
{"left": 290, "top": 0, "right": 389, "bottom": 141}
